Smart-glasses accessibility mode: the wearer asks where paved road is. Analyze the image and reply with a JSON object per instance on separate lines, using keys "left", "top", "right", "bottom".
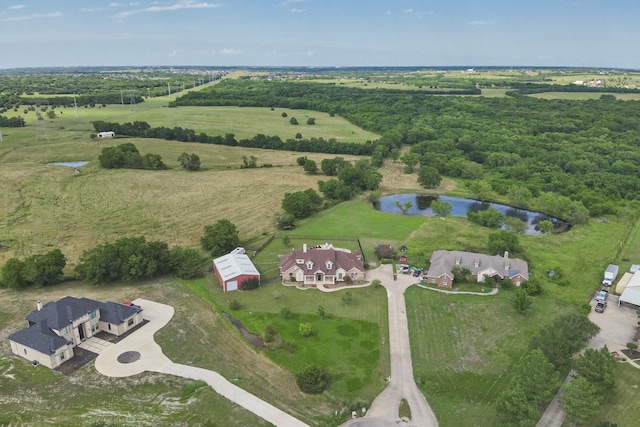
{"left": 95, "top": 299, "right": 308, "bottom": 427}
{"left": 343, "top": 265, "right": 438, "bottom": 427}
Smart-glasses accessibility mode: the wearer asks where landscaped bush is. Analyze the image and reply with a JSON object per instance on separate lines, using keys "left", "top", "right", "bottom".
{"left": 229, "top": 299, "right": 240, "bottom": 311}
{"left": 241, "top": 277, "right": 260, "bottom": 290}
{"left": 295, "top": 364, "right": 328, "bottom": 394}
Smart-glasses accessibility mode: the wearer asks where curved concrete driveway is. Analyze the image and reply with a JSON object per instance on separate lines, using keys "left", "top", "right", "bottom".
{"left": 95, "top": 299, "right": 308, "bottom": 427}
{"left": 344, "top": 265, "right": 438, "bottom": 427}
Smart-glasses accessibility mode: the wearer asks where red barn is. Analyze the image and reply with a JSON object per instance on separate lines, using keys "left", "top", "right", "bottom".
{"left": 213, "top": 248, "right": 260, "bottom": 292}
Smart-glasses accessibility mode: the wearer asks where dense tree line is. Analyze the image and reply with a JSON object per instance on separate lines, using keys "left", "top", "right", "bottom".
{"left": 75, "top": 236, "right": 204, "bottom": 284}
{"left": 506, "top": 82, "right": 640, "bottom": 96}
{"left": 0, "top": 115, "right": 25, "bottom": 127}
{"left": 98, "top": 143, "right": 166, "bottom": 170}
{"left": 92, "top": 120, "right": 378, "bottom": 156}
{"left": 0, "top": 249, "right": 66, "bottom": 288}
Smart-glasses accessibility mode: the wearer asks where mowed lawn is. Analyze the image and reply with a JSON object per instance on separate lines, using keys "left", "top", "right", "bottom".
{"left": 406, "top": 287, "right": 570, "bottom": 427}
{"left": 217, "top": 283, "right": 390, "bottom": 402}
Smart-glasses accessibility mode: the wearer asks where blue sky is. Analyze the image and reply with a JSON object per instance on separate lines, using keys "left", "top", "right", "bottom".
{"left": 1, "top": 0, "right": 638, "bottom": 69}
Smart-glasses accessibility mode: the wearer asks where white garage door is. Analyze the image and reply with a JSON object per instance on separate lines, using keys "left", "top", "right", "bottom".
{"left": 226, "top": 280, "right": 238, "bottom": 291}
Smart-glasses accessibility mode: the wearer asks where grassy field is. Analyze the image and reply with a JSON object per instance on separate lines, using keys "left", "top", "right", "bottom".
{"left": 0, "top": 102, "right": 375, "bottom": 266}
{"left": 406, "top": 287, "right": 570, "bottom": 427}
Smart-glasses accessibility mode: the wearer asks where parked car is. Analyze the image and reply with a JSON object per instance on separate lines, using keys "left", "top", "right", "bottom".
{"left": 596, "top": 289, "right": 609, "bottom": 302}
{"left": 123, "top": 301, "right": 142, "bottom": 310}
{"left": 595, "top": 301, "right": 607, "bottom": 313}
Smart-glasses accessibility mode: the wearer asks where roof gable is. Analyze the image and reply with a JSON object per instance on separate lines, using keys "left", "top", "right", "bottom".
{"left": 25, "top": 296, "right": 100, "bottom": 330}
{"left": 8, "top": 322, "right": 68, "bottom": 354}
{"left": 279, "top": 245, "right": 364, "bottom": 276}
{"left": 426, "top": 250, "right": 529, "bottom": 281}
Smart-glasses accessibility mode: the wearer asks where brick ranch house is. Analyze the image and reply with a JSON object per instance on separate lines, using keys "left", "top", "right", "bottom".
{"left": 8, "top": 296, "right": 142, "bottom": 369}
{"left": 279, "top": 243, "right": 365, "bottom": 286}
{"left": 424, "top": 250, "right": 529, "bottom": 288}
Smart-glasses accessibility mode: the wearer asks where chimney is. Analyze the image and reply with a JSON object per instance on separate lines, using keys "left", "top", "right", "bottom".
{"left": 504, "top": 251, "right": 509, "bottom": 259}
{"left": 303, "top": 244, "right": 307, "bottom": 253}
{"left": 37, "top": 301, "right": 43, "bottom": 311}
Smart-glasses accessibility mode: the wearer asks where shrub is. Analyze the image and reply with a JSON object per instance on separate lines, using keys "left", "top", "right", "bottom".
{"left": 280, "top": 307, "right": 294, "bottom": 319}
{"left": 241, "top": 277, "right": 260, "bottom": 290}
{"left": 229, "top": 299, "right": 240, "bottom": 311}
{"left": 342, "top": 291, "right": 354, "bottom": 306}
{"left": 295, "top": 364, "right": 328, "bottom": 394}
{"left": 263, "top": 325, "right": 277, "bottom": 343}
{"left": 299, "top": 322, "right": 313, "bottom": 337}
{"left": 290, "top": 117, "right": 298, "bottom": 125}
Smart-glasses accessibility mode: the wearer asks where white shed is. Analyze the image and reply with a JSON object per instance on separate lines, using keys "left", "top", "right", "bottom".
{"left": 97, "top": 131, "right": 115, "bottom": 138}
{"left": 213, "top": 250, "right": 260, "bottom": 292}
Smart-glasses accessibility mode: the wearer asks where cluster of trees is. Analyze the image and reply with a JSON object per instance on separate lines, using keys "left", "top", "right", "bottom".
{"left": 0, "top": 115, "right": 25, "bottom": 127}
{"left": 98, "top": 143, "right": 166, "bottom": 170}
{"left": 496, "top": 313, "right": 600, "bottom": 425}
{"left": 200, "top": 219, "right": 240, "bottom": 257}
{"left": 92, "top": 120, "right": 380, "bottom": 156}
{"left": 75, "top": 236, "right": 204, "bottom": 284}
{"left": 1, "top": 249, "right": 66, "bottom": 288}
{"left": 281, "top": 189, "right": 324, "bottom": 221}
{"left": 317, "top": 158, "right": 382, "bottom": 202}
{"left": 560, "top": 347, "right": 618, "bottom": 425}
{"left": 178, "top": 152, "right": 201, "bottom": 171}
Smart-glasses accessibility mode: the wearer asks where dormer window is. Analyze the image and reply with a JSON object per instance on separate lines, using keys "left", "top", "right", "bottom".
{"left": 296, "top": 259, "right": 304, "bottom": 264}
{"left": 306, "top": 261, "right": 314, "bottom": 270}
{"left": 326, "top": 261, "right": 333, "bottom": 270}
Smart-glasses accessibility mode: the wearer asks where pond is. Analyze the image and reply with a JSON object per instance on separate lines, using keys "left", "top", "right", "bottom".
{"left": 375, "top": 194, "right": 570, "bottom": 235}
{"left": 49, "top": 161, "right": 89, "bottom": 168}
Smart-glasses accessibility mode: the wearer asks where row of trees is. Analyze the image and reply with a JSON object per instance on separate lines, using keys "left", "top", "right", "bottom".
{"left": 98, "top": 143, "right": 166, "bottom": 170}
{"left": 1, "top": 249, "right": 66, "bottom": 288}
{"left": 92, "top": 120, "right": 380, "bottom": 156}
{"left": 0, "top": 115, "right": 25, "bottom": 127}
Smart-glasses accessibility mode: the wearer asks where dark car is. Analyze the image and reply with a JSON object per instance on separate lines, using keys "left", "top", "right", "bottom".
{"left": 595, "top": 301, "right": 607, "bottom": 313}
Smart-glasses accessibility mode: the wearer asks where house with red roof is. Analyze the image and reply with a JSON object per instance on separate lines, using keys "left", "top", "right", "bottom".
{"left": 279, "top": 243, "right": 365, "bottom": 286}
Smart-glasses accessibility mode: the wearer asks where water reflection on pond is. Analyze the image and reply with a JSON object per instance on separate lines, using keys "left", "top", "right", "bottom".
{"left": 375, "top": 194, "right": 570, "bottom": 235}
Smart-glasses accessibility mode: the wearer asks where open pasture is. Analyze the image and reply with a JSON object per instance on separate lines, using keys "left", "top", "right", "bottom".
{"left": 0, "top": 132, "right": 365, "bottom": 265}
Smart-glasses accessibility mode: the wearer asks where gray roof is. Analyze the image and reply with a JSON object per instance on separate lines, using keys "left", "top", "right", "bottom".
{"left": 26, "top": 296, "right": 99, "bottom": 330}
{"left": 8, "top": 321, "right": 68, "bottom": 354}
{"left": 96, "top": 301, "right": 140, "bottom": 324}
{"left": 24, "top": 296, "right": 139, "bottom": 330}
{"left": 425, "top": 250, "right": 529, "bottom": 281}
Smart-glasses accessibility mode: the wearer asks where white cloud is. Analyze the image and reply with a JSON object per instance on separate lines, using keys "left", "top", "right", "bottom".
{"left": 290, "top": 8, "right": 305, "bottom": 13}
{"left": 9, "top": 4, "right": 27, "bottom": 10}
{"left": 282, "top": 0, "right": 304, "bottom": 5}
{"left": 306, "top": 50, "right": 315, "bottom": 57}
{"left": 168, "top": 49, "right": 178, "bottom": 57}
{"left": 2, "top": 12, "right": 62, "bottom": 22}
{"left": 219, "top": 48, "right": 243, "bottom": 55}
{"left": 467, "top": 20, "right": 496, "bottom": 25}
{"left": 116, "top": 0, "right": 221, "bottom": 18}
{"left": 109, "top": 2, "right": 123, "bottom": 7}
{"left": 403, "top": 9, "right": 413, "bottom": 13}
{"left": 386, "top": 11, "right": 391, "bottom": 15}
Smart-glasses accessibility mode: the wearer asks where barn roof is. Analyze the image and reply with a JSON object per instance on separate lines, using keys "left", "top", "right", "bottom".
{"left": 213, "top": 252, "right": 260, "bottom": 282}
{"left": 620, "top": 271, "right": 640, "bottom": 307}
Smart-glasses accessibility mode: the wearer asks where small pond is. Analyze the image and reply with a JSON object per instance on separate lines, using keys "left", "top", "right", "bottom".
{"left": 49, "top": 161, "right": 89, "bottom": 168}
{"left": 375, "top": 194, "right": 570, "bottom": 235}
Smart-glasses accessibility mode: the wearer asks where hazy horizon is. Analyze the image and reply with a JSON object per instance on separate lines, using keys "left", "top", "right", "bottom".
{"left": 1, "top": 0, "right": 639, "bottom": 70}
